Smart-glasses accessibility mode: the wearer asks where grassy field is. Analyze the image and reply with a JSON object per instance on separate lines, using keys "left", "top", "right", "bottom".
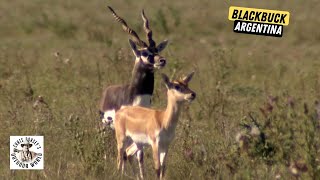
{"left": 1, "top": 0, "right": 320, "bottom": 179}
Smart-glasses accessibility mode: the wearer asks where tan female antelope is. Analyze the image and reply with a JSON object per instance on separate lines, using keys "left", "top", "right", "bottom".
{"left": 115, "top": 72, "right": 196, "bottom": 179}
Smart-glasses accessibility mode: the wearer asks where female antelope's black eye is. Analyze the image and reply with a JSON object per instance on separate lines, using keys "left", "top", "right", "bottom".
{"left": 141, "top": 51, "right": 148, "bottom": 57}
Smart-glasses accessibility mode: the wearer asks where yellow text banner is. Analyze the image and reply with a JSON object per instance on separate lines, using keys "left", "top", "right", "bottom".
{"left": 228, "top": 6, "right": 290, "bottom": 26}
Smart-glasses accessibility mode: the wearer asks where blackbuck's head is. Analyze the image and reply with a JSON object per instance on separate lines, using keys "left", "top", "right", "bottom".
{"left": 108, "top": 6, "right": 168, "bottom": 69}
{"left": 162, "top": 72, "right": 196, "bottom": 102}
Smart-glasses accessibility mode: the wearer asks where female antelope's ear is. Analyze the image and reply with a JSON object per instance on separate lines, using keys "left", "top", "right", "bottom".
{"left": 161, "top": 73, "right": 170, "bottom": 89}
{"left": 128, "top": 39, "right": 140, "bottom": 57}
{"left": 182, "top": 71, "right": 195, "bottom": 84}
{"left": 156, "top": 40, "right": 169, "bottom": 53}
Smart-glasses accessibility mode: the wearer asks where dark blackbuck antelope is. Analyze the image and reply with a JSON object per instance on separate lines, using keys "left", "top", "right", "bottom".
{"left": 99, "top": 7, "right": 169, "bottom": 175}
{"left": 99, "top": 6, "right": 169, "bottom": 126}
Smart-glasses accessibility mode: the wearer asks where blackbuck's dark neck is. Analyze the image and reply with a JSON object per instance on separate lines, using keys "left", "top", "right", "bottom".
{"left": 129, "top": 64, "right": 154, "bottom": 96}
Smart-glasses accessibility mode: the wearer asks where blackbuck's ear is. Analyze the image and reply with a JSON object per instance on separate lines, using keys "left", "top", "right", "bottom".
{"left": 182, "top": 71, "right": 195, "bottom": 84}
{"left": 156, "top": 40, "right": 169, "bottom": 53}
{"left": 161, "top": 73, "right": 170, "bottom": 89}
{"left": 128, "top": 39, "right": 140, "bottom": 57}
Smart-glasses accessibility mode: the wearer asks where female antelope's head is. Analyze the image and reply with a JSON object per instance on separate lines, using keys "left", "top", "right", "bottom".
{"left": 162, "top": 72, "right": 196, "bottom": 102}
{"left": 108, "top": 6, "right": 169, "bottom": 70}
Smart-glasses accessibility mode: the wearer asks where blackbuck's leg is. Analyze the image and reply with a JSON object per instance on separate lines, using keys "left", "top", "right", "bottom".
{"left": 127, "top": 154, "right": 138, "bottom": 178}
{"left": 122, "top": 151, "right": 128, "bottom": 176}
{"left": 151, "top": 142, "right": 160, "bottom": 178}
{"left": 137, "top": 150, "right": 144, "bottom": 179}
{"left": 159, "top": 149, "right": 168, "bottom": 180}
{"left": 126, "top": 142, "right": 140, "bottom": 179}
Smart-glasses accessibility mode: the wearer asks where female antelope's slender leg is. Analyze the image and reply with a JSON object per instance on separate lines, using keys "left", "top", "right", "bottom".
{"left": 137, "top": 150, "right": 144, "bottom": 179}
{"left": 117, "top": 142, "right": 124, "bottom": 172}
{"left": 151, "top": 141, "right": 160, "bottom": 178}
{"left": 159, "top": 149, "right": 168, "bottom": 180}
{"left": 116, "top": 128, "right": 125, "bottom": 176}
